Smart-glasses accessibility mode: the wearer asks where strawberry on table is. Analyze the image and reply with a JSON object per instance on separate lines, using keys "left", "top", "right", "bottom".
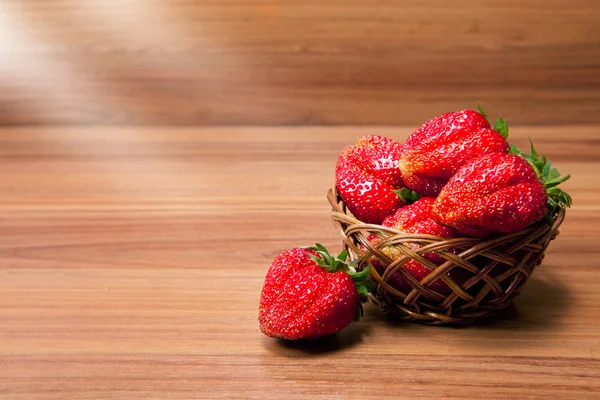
{"left": 259, "top": 244, "right": 371, "bottom": 340}
{"left": 399, "top": 108, "right": 510, "bottom": 196}
{"left": 335, "top": 135, "right": 406, "bottom": 224}
{"left": 367, "top": 196, "right": 466, "bottom": 297}
{"left": 432, "top": 146, "right": 571, "bottom": 237}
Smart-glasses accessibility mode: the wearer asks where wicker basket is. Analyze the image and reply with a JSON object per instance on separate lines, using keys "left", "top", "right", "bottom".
{"left": 328, "top": 188, "right": 565, "bottom": 325}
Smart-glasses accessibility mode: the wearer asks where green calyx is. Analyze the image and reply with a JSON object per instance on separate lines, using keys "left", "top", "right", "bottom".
{"left": 477, "top": 102, "right": 509, "bottom": 139}
{"left": 305, "top": 243, "right": 373, "bottom": 321}
{"left": 509, "top": 139, "right": 572, "bottom": 215}
{"left": 393, "top": 187, "right": 421, "bottom": 204}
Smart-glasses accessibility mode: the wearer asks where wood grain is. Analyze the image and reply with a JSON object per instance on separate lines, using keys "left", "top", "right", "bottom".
{"left": 1, "top": 1, "right": 600, "bottom": 126}
{"left": 0, "top": 126, "right": 599, "bottom": 399}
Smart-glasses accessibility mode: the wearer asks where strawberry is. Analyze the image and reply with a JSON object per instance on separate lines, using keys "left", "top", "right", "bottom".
{"left": 380, "top": 196, "right": 458, "bottom": 242}
{"left": 398, "top": 107, "right": 510, "bottom": 196}
{"left": 259, "top": 244, "right": 371, "bottom": 340}
{"left": 366, "top": 197, "right": 466, "bottom": 297}
{"left": 432, "top": 147, "right": 571, "bottom": 237}
{"left": 336, "top": 135, "right": 406, "bottom": 224}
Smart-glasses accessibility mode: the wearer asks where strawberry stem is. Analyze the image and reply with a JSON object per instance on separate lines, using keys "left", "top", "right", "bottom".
{"left": 306, "top": 243, "right": 373, "bottom": 321}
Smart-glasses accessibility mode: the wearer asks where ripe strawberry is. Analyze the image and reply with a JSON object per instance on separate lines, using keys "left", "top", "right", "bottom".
{"left": 366, "top": 197, "right": 466, "bottom": 297}
{"left": 336, "top": 135, "right": 406, "bottom": 224}
{"left": 381, "top": 196, "right": 458, "bottom": 242}
{"left": 398, "top": 108, "right": 510, "bottom": 196}
{"left": 432, "top": 147, "right": 571, "bottom": 237}
{"left": 259, "top": 244, "right": 371, "bottom": 340}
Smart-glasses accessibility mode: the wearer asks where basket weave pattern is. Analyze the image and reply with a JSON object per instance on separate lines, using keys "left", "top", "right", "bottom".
{"left": 328, "top": 188, "right": 565, "bottom": 325}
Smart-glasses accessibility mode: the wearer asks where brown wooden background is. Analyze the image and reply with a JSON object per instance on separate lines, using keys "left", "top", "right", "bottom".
{"left": 1, "top": 0, "right": 599, "bottom": 126}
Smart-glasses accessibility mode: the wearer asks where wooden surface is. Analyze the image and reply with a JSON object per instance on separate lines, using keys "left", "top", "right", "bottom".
{"left": 0, "top": 126, "right": 599, "bottom": 399}
{"left": 1, "top": 1, "right": 600, "bottom": 126}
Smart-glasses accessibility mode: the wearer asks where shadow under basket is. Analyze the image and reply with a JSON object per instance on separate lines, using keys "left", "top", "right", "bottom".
{"left": 328, "top": 188, "right": 566, "bottom": 325}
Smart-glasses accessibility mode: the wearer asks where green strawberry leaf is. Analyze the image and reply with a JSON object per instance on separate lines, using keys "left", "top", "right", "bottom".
{"left": 308, "top": 253, "right": 329, "bottom": 270}
{"left": 314, "top": 243, "right": 328, "bottom": 254}
{"left": 509, "top": 143, "right": 522, "bottom": 156}
{"left": 542, "top": 160, "right": 552, "bottom": 180}
{"left": 511, "top": 139, "right": 573, "bottom": 215}
{"left": 493, "top": 116, "right": 509, "bottom": 139}
{"left": 545, "top": 174, "right": 571, "bottom": 188}
{"left": 548, "top": 168, "right": 561, "bottom": 181}
{"left": 352, "top": 265, "right": 373, "bottom": 321}
{"left": 477, "top": 102, "right": 491, "bottom": 124}
{"left": 338, "top": 249, "right": 348, "bottom": 262}
{"left": 393, "top": 188, "right": 421, "bottom": 204}
{"left": 529, "top": 138, "right": 539, "bottom": 160}
{"left": 347, "top": 263, "right": 371, "bottom": 281}
{"left": 546, "top": 187, "right": 562, "bottom": 196}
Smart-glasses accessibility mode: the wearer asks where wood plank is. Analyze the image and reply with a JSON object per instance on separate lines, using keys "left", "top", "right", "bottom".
{"left": 1, "top": 1, "right": 599, "bottom": 125}
{"left": 3, "top": 355, "right": 600, "bottom": 399}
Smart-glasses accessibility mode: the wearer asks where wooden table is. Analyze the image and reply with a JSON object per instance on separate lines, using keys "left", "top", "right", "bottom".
{"left": 1, "top": 127, "right": 599, "bottom": 399}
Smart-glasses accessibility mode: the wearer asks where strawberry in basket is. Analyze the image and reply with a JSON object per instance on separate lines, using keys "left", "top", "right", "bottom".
{"left": 399, "top": 107, "right": 510, "bottom": 196}
{"left": 335, "top": 135, "right": 407, "bottom": 224}
{"left": 367, "top": 195, "right": 468, "bottom": 298}
{"left": 433, "top": 144, "right": 572, "bottom": 237}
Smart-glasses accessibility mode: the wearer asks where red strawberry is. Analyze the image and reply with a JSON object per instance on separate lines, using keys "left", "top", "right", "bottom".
{"left": 399, "top": 108, "right": 510, "bottom": 196}
{"left": 259, "top": 244, "right": 371, "bottom": 340}
{"left": 381, "top": 197, "right": 458, "bottom": 242}
{"left": 366, "top": 197, "right": 466, "bottom": 297}
{"left": 336, "top": 135, "right": 406, "bottom": 224}
{"left": 432, "top": 150, "right": 567, "bottom": 237}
